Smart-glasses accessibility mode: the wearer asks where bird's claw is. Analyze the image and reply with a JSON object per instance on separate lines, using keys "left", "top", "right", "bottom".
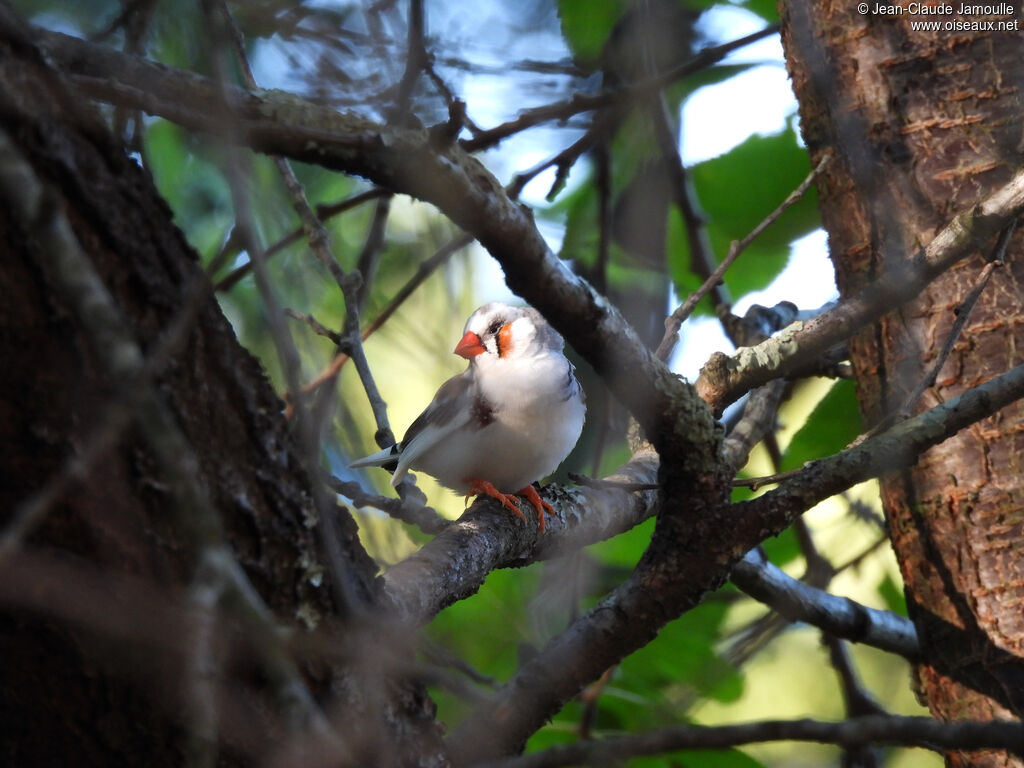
{"left": 466, "top": 478, "right": 553, "bottom": 533}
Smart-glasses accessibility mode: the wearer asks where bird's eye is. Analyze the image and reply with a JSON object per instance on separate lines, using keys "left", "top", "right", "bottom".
{"left": 488, "top": 321, "right": 502, "bottom": 336}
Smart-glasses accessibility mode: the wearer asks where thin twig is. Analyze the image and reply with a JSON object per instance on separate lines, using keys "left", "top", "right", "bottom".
{"left": 773, "top": 428, "right": 887, "bottom": 767}
{"left": 218, "top": 0, "right": 399, "bottom": 455}
{"left": 827, "top": 635, "right": 887, "bottom": 716}
{"left": 353, "top": 195, "right": 393, "bottom": 309}
{"left": 901, "top": 229, "right": 1010, "bottom": 408}
{"left": 731, "top": 466, "right": 805, "bottom": 490}
{"left": 214, "top": 189, "right": 389, "bottom": 293}
{"left": 650, "top": 94, "right": 729, "bottom": 332}
{"left": 578, "top": 667, "right": 616, "bottom": 740}
{"left": 461, "top": 25, "right": 780, "bottom": 153}
{"left": 394, "top": 0, "right": 426, "bottom": 114}
{"left": 284, "top": 309, "right": 343, "bottom": 345}
{"left": 418, "top": 637, "right": 499, "bottom": 688}
{"left": 207, "top": 0, "right": 370, "bottom": 620}
{"left": 477, "top": 715, "right": 1024, "bottom": 768}
{"left": 567, "top": 473, "right": 659, "bottom": 492}
{"left": 834, "top": 535, "right": 890, "bottom": 574}
{"left": 295, "top": 232, "right": 472, "bottom": 399}
{"left": 507, "top": 106, "right": 622, "bottom": 200}
{"left": 825, "top": 636, "right": 887, "bottom": 768}
{"left": 325, "top": 474, "right": 449, "bottom": 535}
{"left": 594, "top": 143, "right": 612, "bottom": 295}
{"left": 655, "top": 152, "right": 832, "bottom": 361}
{"left": 89, "top": 0, "right": 153, "bottom": 42}
{"left": 722, "top": 380, "right": 787, "bottom": 472}
{"left": 733, "top": 360, "right": 1024, "bottom": 537}
{"left": 696, "top": 169, "right": 1024, "bottom": 414}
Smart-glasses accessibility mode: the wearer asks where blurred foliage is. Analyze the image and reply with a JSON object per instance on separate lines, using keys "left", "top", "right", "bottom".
{"left": 782, "top": 379, "right": 861, "bottom": 472}
{"left": 20, "top": 0, "right": 936, "bottom": 765}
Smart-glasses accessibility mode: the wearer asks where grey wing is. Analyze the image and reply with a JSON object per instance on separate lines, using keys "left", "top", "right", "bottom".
{"left": 391, "top": 370, "right": 475, "bottom": 485}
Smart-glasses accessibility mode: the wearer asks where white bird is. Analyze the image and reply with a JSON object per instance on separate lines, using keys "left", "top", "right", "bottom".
{"left": 350, "top": 302, "right": 586, "bottom": 532}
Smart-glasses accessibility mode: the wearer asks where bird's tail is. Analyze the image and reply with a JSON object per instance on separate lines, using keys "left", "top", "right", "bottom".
{"left": 348, "top": 444, "right": 400, "bottom": 472}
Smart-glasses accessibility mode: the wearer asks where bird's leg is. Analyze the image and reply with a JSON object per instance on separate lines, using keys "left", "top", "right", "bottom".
{"left": 465, "top": 478, "right": 526, "bottom": 521}
{"left": 516, "top": 485, "right": 554, "bottom": 534}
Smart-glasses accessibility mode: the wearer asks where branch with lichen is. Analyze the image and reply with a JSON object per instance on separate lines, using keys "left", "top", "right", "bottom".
{"left": 695, "top": 169, "right": 1024, "bottom": 414}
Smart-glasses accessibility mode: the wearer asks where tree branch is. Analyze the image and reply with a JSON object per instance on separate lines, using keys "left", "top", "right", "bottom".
{"left": 460, "top": 25, "right": 779, "bottom": 153}
{"left": 31, "top": 21, "right": 1024, "bottom": 766}
{"left": 696, "top": 169, "right": 1024, "bottom": 414}
{"left": 446, "top": 356, "right": 1024, "bottom": 762}
{"left": 733, "top": 360, "right": 1024, "bottom": 532}
{"left": 32, "top": 23, "right": 710, "bottom": 460}
{"left": 381, "top": 449, "right": 659, "bottom": 625}
{"left": 476, "top": 715, "right": 1024, "bottom": 768}
{"left": 731, "top": 550, "right": 918, "bottom": 659}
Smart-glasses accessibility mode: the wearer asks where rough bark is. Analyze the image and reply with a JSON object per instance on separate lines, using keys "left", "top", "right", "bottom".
{"left": 781, "top": 3, "right": 1024, "bottom": 766}
{"left": 0, "top": 24, "right": 436, "bottom": 768}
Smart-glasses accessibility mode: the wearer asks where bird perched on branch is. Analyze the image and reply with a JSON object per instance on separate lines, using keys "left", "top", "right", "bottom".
{"left": 350, "top": 302, "right": 585, "bottom": 532}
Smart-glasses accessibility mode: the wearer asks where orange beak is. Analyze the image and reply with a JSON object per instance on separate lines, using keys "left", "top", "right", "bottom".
{"left": 454, "top": 331, "right": 485, "bottom": 359}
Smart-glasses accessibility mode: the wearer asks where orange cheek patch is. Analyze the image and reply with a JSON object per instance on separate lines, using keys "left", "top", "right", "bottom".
{"left": 498, "top": 323, "right": 514, "bottom": 358}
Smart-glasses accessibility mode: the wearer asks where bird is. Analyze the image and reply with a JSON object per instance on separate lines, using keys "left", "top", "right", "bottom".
{"left": 349, "top": 302, "right": 586, "bottom": 533}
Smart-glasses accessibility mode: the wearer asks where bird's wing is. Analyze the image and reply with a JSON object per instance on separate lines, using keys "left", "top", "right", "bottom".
{"left": 389, "top": 370, "right": 478, "bottom": 485}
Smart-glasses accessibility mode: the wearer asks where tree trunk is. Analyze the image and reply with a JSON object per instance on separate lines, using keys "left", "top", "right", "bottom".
{"left": 0, "top": 23, "right": 433, "bottom": 767}
{"left": 781, "top": 4, "right": 1024, "bottom": 766}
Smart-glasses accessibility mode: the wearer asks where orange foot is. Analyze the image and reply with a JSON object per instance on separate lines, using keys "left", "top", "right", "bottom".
{"left": 517, "top": 485, "right": 554, "bottom": 534}
{"left": 465, "top": 479, "right": 554, "bottom": 533}
{"left": 465, "top": 479, "right": 525, "bottom": 521}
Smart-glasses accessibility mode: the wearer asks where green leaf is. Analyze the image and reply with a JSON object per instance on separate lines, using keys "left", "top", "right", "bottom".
{"left": 588, "top": 518, "right": 655, "bottom": 569}
{"left": 426, "top": 564, "right": 544, "bottom": 725}
{"left": 691, "top": 129, "right": 817, "bottom": 252}
{"left": 760, "top": 525, "right": 802, "bottom": 567}
{"left": 782, "top": 379, "right": 861, "bottom": 471}
{"left": 740, "top": 0, "right": 781, "bottom": 23}
{"left": 554, "top": 179, "right": 599, "bottom": 265}
{"left": 557, "top": 0, "right": 626, "bottom": 64}
{"left": 144, "top": 120, "right": 232, "bottom": 261}
{"left": 666, "top": 207, "right": 707, "bottom": 309}
{"left": 618, "top": 601, "right": 743, "bottom": 709}
{"left": 877, "top": 573, "right": 908, "bottom": 616}
{"left": 554, "top": 171, "right": 669, "bottom": 295}
{"left": 670, "top": 128, "right": 820, "bottom": 306}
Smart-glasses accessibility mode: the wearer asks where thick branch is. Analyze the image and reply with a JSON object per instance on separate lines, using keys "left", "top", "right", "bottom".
{"left": 731, "top": 551, "right": 918, "bottom": 659}
{"left": 734, "top": 360, "right": 1024, "bottom": 532}
{"left": 381, "top": 450, "right": 659, "bottom": 625}
{"left": 695, "top": 168, "right": 1024, "bottom": 414}
{"left": 380, "top": 450, "right": 917, "bottom": 663}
